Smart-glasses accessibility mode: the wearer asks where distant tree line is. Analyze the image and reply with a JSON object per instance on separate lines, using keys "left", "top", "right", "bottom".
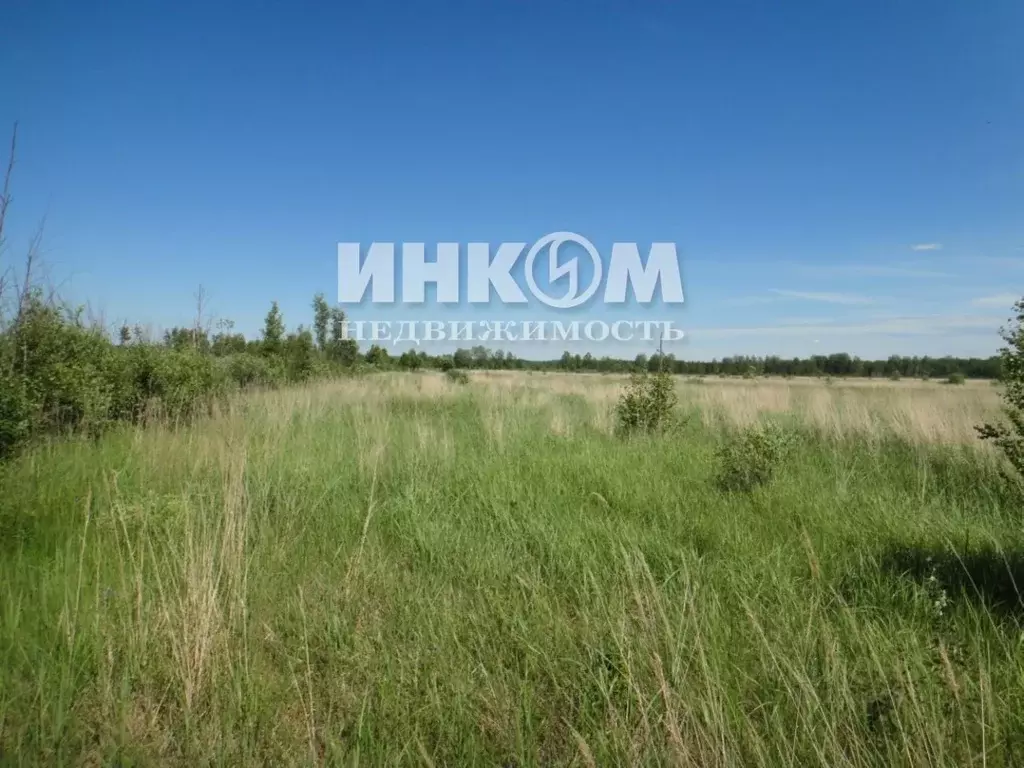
{"left": 367, "top": 345, "right": 1003, "bottom": 380}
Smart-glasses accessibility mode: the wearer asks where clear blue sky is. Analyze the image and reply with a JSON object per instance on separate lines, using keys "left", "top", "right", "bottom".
{"left": 2, "top": 0, "right": 1021, "bottom": 360}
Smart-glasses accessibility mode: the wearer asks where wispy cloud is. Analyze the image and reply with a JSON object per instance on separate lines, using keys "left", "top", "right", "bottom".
{"left": 795, "top": 264, "right": 954, "bottom": 279}
{"left": 689, "top": 314, "right": 1002, "bottom": 340}
{"left": 721, "top": 295, "right": 779, "bottom": 307}
{"left": 911, "top": 243, "right": 943, "bottom": 251}
{"left": 972, "top": 293, "right": 1020, "bottom": 308}
{"left": 769, "top": 289, "right": 875, "bottom": 305}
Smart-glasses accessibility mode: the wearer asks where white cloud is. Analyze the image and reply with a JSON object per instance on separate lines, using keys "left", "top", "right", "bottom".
{"left": 769, "top": 289, "right": 875, "bottom": 305}
{"left": 972, "top": 293, "right": 1020, "bottom": 308}
{"left": 911, "top": 243, "right": 943, "bottom": 251}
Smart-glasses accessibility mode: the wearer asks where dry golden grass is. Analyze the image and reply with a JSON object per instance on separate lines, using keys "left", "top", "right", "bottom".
{"left": 401, "top": 370, "right": 1002, "bottom": 446}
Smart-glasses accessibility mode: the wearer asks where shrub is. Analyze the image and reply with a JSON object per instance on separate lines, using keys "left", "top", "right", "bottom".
{"left": 445, "top": 369, "right": 470, "bottom": 385}
{"left": 149, "top": 349, "right": 226, "bottom": 420}
{"left": 107, "top": 343, "right": 163, "bottom": 422}
{"left": 978, "top": 297, "right": 1024, "bottom": 480}
{"left": 946, "top": 372, "right": 966, "bottom": 385}
{"left": 888, "top": 370, "right": 902, "bottom": 381}
{"left": 2, "top": 297, "right": 115, "bottom": 440}
{"left": 716, "top": 421, "right": 795, "bottom": 492}
{"left": 220, "top": 352, "right": 285, "bottom": 390}
{"left": 0, "top": 364, "right": 31, "bottom": 458}
{"left": 615, "top": 369, "right": 678, "bottom": 436}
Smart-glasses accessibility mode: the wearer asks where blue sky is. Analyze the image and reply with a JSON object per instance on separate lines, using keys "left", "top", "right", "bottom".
{"left": 2, "top": 0, "right": 1021, "bottom": 360}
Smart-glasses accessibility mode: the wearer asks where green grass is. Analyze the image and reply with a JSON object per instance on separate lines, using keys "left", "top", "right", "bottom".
{"left": 1, "top": 376, "right": 1023, "bottom": 766}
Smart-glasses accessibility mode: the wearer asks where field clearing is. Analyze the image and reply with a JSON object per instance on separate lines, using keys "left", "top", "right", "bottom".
{"left": 1, "top": 372, "right": 1021, "bottom": 766}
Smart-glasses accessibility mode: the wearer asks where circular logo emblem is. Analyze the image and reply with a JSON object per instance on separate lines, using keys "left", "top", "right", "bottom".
{"left": 523, "top": 231, "right": 603, "bottom": 309}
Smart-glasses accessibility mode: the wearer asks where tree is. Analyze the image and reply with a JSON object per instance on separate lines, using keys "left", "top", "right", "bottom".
{"left": 328, "top": 306, "right": 359, "bottom": 365}
{"left": 398, "top": 349, "right": 421, "bottom": 370}
{"left": 192, "top": 284, "right": 210, "bottom": 349}
{"left": 284, "top": 326, "right": 317, "bottom": 379}
{"left": 262, "top": 301, "right": 284, "bottom": 356}
{"left": 365, "top": 344, "right": 389, "bottom": 367}
{"left": 978, "top": 297, "right": 1024, "bottom": 480}
{"left": 312, "top": 293, "right": 330, "bottom": 352}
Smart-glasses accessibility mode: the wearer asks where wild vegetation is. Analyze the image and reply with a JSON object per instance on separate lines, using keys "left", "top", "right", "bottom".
{"left": 5, "top": 132, "right": 1024, "bottom": 766}
{"left": 2, "top": 366, "right": 1024, "bottom": 766}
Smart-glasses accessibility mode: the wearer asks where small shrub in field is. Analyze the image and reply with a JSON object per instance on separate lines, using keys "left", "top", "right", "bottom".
{"left": 615, "top": 369, "right": 678, "bottom": 435}
{"left": 445, "top": 369, "right": 470, "bottom": 385}
{"left": 946, "top": 372, "right": 966, "bottom": 385}
{"left": 888, "top": 370, "right": 902, "bottom": 381}
{"left": 716, "top": 421, "right": 795, "bottom": 492}
{"left": 979, "top": 297, "right": 1024, "bottom": 481}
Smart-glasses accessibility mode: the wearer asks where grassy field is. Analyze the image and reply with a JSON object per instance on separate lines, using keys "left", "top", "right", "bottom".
{"left": 1, "top": 371, "right": 1022, "bottom": 766}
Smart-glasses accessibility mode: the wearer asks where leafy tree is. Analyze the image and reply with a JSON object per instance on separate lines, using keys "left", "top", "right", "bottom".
{"left": 164, "top": 326, "right": 209, "bottom": 352}
{"left": 328, "top": 306, "right": 359, "bottom": 365}
{"left": 365, "top": 344, "right": 389, "bottom": 367}
{"left": 211, "top": 318, "right": 247, "bottom": 356}
{"left": 470, "top": 345, "right": 491, "bottom": 368}
{"left": 978, "top": 297, "right": 1024, "bottom": 479}
{"left": 398, "top": 349, "right": 422, "bottom": 370}
{"left": 284, "top": 326, "right": 317, "bottom": 380}
{"left": 312, "top": 293, "right": 330, "bottom": 352}
{"left": 262, "top": 301, "right": 284, "bottom": 356}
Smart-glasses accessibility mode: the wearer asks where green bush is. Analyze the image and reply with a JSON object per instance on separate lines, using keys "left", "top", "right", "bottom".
{"left": 979, "top": 297, "right": 1024, "bottom": 481}
{"left": 445, "top": 369, "right": 470, "bottom": 385}
{"left": 716, "top": 421, "right": 795, "bottom": 492}
{"left": 946, "top": 372, "right": 966, "bottom": 385}
{"left": 219, "top": 352, "right": 285, "bottom": 390}
{"left": 0, "top": 364, "right": 31, "bottom": 458}
{"left": 149, "top": 349, "right": 226, "bottom": 420}
{"left": 2, "top": 298, "right": 114, "bottom": 440}
{"left": 0, "top": 287, "right": 362, "bottom": 460}
{"left": 615, "top": 369, "right": 678, "bottom": 436}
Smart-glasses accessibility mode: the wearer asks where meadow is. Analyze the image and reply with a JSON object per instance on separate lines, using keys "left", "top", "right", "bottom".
{"left": 1, "top": 371, "right": 1022, "bottom": 766}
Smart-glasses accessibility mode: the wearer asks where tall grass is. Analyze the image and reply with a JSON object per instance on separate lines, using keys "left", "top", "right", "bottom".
{"left": 0, "top": 372, "right": 1020, "bottom": 765}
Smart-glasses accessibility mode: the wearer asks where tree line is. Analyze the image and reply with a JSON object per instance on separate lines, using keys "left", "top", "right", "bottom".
{"left": 0, "top": 290, "right": 359, "bottom": 459}
{"left": 0, "top": 286, "right": 1007, "bottom": 461}
{"left": 367, "top": 345, "right": 1002, "bottom": 380}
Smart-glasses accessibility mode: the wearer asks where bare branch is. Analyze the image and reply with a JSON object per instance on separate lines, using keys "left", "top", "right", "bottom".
{"left": 0, "top": 121, "right": 16, "bottom": 253}
{"left": 0, "top": 122, "right": 18, "bottom": 315}
{"left": 193, "top": 283, "right": 208, "bottom": 347}
{"left": 13, "top": 215, "right": 45, "bottom": 326}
